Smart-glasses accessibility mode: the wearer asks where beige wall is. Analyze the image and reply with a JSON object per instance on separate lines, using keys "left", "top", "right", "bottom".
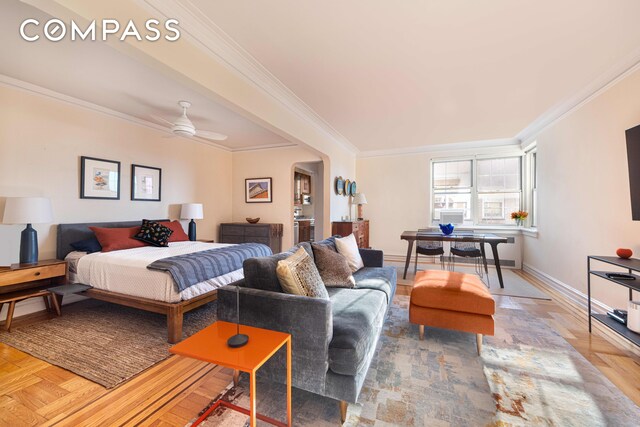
{"left": 231, "top": 147, "right": 322, "bottom": 249}
{"left": 0, "top": 84, "right": 232, "bottom": 266}
{"left": 523, "top": 67, "right": 640, "bottom": 310}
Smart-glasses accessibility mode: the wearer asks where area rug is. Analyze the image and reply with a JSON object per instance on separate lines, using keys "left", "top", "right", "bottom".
{"left": 191, "top": 296, "right": 639, "bottom": 426}
{"left": 395, "top": 262, "right": 551, "bottom": 300}
{"left": 0, "top": 300, "right": 217, "bottom": 388}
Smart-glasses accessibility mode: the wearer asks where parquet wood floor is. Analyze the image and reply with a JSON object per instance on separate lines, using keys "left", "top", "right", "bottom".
{"left": 0, "top": 264, "right": 638, "bottom": 425}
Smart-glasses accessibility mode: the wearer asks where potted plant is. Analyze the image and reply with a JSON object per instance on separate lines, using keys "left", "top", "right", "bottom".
{"left": 511, "top": 210, "right": 529, "bottom": 227}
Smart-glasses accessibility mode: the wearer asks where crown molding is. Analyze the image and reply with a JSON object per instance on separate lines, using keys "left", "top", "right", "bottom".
{"left": 517, "top": 47, "right": 640, "bottom": 144}
{"left": 140, "top": 0, "right": 359, "bottom": 155}
{"left": 0, "top": 74, "right": 235, "bottom": 151}
{"left": 357, "top": 138, "right": 521, "bottom": 158}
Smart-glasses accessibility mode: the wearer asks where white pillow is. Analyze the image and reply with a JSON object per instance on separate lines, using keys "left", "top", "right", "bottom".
{"left": 335, "top": 233, "right": 364, "bottom": 272}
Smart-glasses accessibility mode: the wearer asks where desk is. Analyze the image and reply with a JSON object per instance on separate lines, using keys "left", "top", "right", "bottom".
{"left": 169, "top": 321, "right": 291, "bottom": 427}
{"left": 400, "top": 231, "right": 509, "bottom": 288}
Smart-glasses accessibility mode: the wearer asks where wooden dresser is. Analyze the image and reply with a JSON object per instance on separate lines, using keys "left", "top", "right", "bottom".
{"left": 331, "top": 220, "right": 369, "bottom": 248}
{"left": 219, "top": 223, "right": 284, "bottom": 254}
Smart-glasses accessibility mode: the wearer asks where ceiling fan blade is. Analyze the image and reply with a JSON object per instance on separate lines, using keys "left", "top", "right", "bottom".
{"left": 196, "top": 130, "right": 228, "bottom": 141}
{"left": 150, "top": 114, "right": 175, "bottom": 127}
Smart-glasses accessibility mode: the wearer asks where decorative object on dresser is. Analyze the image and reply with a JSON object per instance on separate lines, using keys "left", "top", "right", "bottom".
{"left": 2, "top": 197, "right": 54, "bottom": 264}
{"left": 80, "top": 156, "right": 120, "bottom": 199}
{"left": 0, "top": 259, "right": 67, "bottom": 331}
{"left": 245, "top": 177, "right": 272, "bottom": 203}
{"left": 180, "top": 203, "right": 203, "bottom": 241}
{"left": 246, "top": 217, "right": 260, "bottom": 224}
{"left": 219, "top": 222, "right": 283, "bottom": 253}
{"left": 131, "top": 164, "right": 161, "bottom": 201}
{"left": 331, "top": 219, "right": 369, "bottom": 248}
{"left": 351, "top": 192, "right": 367, "bottom": 220}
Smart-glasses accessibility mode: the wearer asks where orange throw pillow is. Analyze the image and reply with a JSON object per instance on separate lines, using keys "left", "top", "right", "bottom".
{"left": 160, "top": 221, "right": 190, "bottom": 242}
{"left": 89, "top": 226, "right": 147, "bottom": 252}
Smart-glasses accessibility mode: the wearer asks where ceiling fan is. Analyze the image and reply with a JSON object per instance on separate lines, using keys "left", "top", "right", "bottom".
{"left": 152, "top": 101, "right": 228, "bottom": 141}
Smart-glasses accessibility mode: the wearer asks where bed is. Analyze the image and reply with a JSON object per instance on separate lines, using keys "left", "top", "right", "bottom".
{"left": 56, "top": 220, "right": 258, "bottom": 343}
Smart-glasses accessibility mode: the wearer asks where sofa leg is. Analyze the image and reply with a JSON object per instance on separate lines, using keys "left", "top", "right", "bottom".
{"left": 419, "top": 325, "right": 424, "bottom": 340}
{"left": 339, "top": 400, "right": 347, "bottom": 423}
{"left": 476, "top": 334, "right": 482, "bottom": 355}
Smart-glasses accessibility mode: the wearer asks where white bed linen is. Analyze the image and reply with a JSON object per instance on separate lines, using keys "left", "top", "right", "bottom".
{"left": 71, "top": 241, "right": 244, "bottom": 303}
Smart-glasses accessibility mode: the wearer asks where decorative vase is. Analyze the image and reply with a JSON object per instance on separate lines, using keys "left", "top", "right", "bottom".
{"left": 616, "top": 248, "right": 633, "bottom": 259}
{"left": 439, "top": 223, "right": 454, "bottom": 235}
{"left": 516, "top": 219, "right": 524, "bottom": 227}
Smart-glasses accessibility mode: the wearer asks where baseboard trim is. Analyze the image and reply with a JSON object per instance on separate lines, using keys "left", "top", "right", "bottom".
{"left": 522, "top": 263, "right": 611, "bottom": 314}
{"left": 521, "top": 264, "right": 640, "bottom": 357}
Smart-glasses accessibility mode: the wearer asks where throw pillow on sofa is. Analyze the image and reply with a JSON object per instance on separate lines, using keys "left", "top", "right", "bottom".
{"left": 312, "top": 242, "right": 356, "bottom": 288}
{"left": 276, "top": 247, "right": 329, "bottom": 299}
{"left": 335, "top": 233, "right": 364, "bottom": 272}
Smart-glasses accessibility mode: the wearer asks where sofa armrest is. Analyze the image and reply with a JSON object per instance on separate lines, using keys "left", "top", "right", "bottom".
{"left": 217, "top": 285, "right": 333, "bottom": 393}
{"left": 359, "top": 248, "right": 384, "bottom": 267}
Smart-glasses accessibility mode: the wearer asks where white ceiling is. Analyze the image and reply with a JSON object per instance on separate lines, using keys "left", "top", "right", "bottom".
{"left": 188, "top": 0, "right": 640, "bottom": 153}
{"left": 0, "top": 1, "right": 295, "bottom": 151}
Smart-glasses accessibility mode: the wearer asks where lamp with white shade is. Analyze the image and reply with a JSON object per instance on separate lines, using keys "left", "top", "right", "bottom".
{"left": 180, "top": 203, "right": 203, "bottom": 241}
{"left": 352, "top": 193, "right": 368, "bottom": 220}
{"left": 3, "top": 197, "right": 54, "bottom": 264}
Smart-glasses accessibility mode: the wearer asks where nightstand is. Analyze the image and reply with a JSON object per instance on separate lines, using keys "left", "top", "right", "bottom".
{"left": 0, "top": 259, "right": 67, "bottom": 331}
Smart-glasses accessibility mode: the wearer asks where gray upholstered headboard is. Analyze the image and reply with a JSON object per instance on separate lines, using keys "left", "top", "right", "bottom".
{"left": 56, "top": 219, "right": 169, "bottom": 260}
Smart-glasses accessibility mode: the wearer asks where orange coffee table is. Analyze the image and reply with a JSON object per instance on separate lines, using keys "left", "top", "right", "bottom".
{"left": 169, "top": 321, "right": 292, "bottom": 427}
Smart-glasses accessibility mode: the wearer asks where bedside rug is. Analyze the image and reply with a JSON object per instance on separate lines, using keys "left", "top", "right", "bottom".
{"left": 0, "top": 299, "right": 217, "bottom": 388}
{"left": 190, "top": 296, "right": 639, "bottom": 426}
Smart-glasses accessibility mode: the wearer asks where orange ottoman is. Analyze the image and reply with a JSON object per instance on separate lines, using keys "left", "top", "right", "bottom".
{"left": 409, "top": 270, "right": 495, "bottom": 355}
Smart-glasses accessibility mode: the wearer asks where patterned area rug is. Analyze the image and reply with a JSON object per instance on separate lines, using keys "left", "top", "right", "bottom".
{"left": 0, "top": 300, "right": 217, "bottom": 388}
{"left": 192, "top": 296, "right": 639, "bottom": 426}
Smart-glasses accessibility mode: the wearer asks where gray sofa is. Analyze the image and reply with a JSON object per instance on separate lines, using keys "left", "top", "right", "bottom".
{"left": 217, "top": 237, "right": 397, "bottom": 421}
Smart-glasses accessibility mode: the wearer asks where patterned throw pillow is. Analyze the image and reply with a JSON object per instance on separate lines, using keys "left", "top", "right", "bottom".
{"left": 133, "top": 220, "right": 174, "bottom": 247}
{"left": 276, "top": 247, "right": 329, "bottom": 299}
{"left": 311, "top": 242, "right": 356, "bottom": 288}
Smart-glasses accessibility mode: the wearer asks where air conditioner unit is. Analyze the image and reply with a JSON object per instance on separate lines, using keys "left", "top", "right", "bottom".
{"left": 439, "top": 209, "right": 465, "bottom": 225}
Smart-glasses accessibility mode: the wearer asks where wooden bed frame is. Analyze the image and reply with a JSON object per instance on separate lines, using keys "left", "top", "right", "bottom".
{"left": 56, "top": 220, "right": 223, "bottom": 343}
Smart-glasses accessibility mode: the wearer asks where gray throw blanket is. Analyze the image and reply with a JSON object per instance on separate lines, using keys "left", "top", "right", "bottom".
{"left": 147, "top": 243, "right": 272, "bottom": 292}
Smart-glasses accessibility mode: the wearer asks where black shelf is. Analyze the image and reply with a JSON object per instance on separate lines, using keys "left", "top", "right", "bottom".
{"left": 588, "top": 256, "right": 640, "bottom": 273}
{"left": 592, "top": 314, "right": 640, "bottom": 347}
{"left": 589, "top": 271, "right": 640, "bottom": 292}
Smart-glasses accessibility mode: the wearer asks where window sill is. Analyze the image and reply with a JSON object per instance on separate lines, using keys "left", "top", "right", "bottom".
{"left": 428, "top": 224, "right": 538, "bottom": 237}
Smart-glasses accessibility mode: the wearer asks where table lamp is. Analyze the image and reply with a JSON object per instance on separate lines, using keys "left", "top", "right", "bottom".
{"left": 180, "top": 203, "right": 203, "bottom": 241}
{"left": 352, "top": 193, "right": 368, "bottom": 220}
{"left": 2, "top": 197, "right": 54, "bottom": 264}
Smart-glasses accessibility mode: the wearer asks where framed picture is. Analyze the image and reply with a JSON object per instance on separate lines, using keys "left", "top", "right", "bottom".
{"left": 80, "top": 156, "right": 120, "bottom": 200}
{"left": 301, "top": 174, "right": 311, "bottom": 194}
{"left": 246, "top": 177, "right": 273, "bottom": 203}
{"left": 131, "top": 164, "right": 162, "bottom": 201}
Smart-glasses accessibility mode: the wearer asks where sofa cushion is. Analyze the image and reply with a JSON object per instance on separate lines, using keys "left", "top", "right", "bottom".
{"left": 327, "top": 287, "right": 386, "bottom": 376}
{"left": 243, "top": 251, "right": 295, "bottom": 293}
{"left": 314, "top": 236, "right": 337, "bottom": 251}
{"left": 276, "top": 248, "right": 329, "bottom": 299}
{"left": 335, "top": 234, "right": 364, "bottom": 272}
{"left": 290, "top": 241, "right": 314, "bottom": 260}
{"left": 353, "top": 266, "right": 397, "bottom": 303}
{"left": 312, "top": 243, "right": 355, "bottom": 288}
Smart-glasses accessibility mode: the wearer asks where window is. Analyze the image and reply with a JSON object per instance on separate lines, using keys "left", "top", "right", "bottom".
{"left": 432, "top": 160, "right": 472, "bottom": 221}
{"left": 526, "top": 148, "right": 538, "bottom": 227}
{"left": 476, "top": 157, "right": 521, "bottom": 225}
{"left": 431, "top": 156, "right": 522, "bottom": 225}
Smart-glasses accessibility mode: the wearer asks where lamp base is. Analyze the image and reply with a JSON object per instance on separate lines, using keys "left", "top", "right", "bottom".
{"left": 188, "top": 219, "right": 197, "bottom": 241}
{"left": 20, "top": 224, "right": 38, "bottom": 265}
{"left": 227, "top": 334, "right": 249, "bottom": 348}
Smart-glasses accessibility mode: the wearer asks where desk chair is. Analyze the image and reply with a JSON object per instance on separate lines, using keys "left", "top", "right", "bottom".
{"left": 449, "top": 235, "right": 489, "bottom": 286}
{"left": 415, "top": 238, "right": 445, "bottom": 274}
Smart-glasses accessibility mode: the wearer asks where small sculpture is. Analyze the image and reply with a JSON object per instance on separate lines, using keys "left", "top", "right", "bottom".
{"left": 439, "top": 223, "right": 454, "bottom": 235}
